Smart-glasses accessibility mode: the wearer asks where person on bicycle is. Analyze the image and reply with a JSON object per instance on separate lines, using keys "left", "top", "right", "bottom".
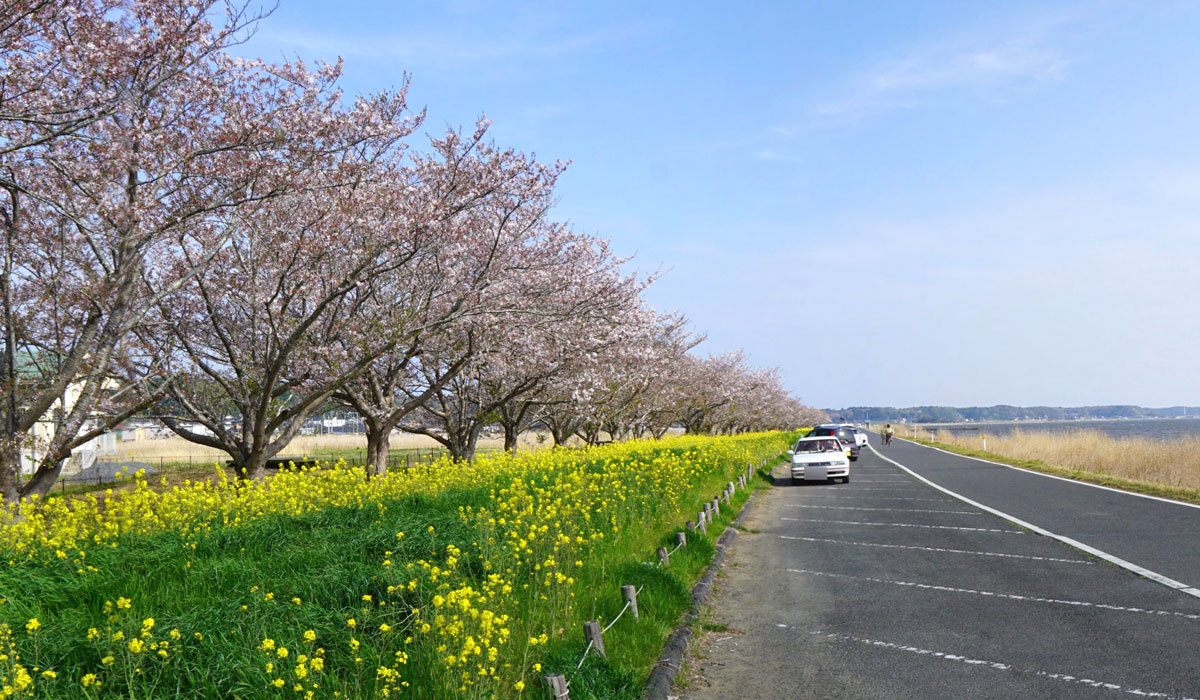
{"left": 883, "top": 424, "right": 894, "bottom": 446}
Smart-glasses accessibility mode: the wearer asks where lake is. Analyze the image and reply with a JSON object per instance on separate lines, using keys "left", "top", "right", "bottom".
{"left": 919, "top": 418, "right": 1200, "bottom": 441}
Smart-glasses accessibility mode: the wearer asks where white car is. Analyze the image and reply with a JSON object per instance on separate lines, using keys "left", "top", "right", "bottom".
{"left": 841, "top": 424, "right": 868, "bottom": 448}
{"left": 788, "top": 436, "right": 851, "bottom": 484}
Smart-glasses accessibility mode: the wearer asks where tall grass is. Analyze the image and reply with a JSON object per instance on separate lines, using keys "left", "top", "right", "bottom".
{"left": 912, "top": 427, "right": 1200, "bottom": 492}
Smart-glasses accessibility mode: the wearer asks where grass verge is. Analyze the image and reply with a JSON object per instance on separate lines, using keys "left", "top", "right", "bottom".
{"left": 904, "top": 436, "right": 1200, "bottom": 505}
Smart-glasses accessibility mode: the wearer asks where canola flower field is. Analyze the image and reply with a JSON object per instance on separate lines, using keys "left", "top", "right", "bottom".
{"left": 0, "top": 432, "right": 792, "bottom": 698}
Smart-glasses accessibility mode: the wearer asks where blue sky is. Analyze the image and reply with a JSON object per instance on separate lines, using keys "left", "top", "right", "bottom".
{"left": 243, "top": 1, "right": 1200, "bottom": 409}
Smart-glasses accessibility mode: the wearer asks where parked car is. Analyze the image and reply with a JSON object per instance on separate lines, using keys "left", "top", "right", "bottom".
{"left": 841, "top": 424, "right": 868, "bottom": 448}
{"left": 788, "top": 436, "right": 850, "bottom": 484}
{"left": 808, "top": 425, "right": 860, "bottom": 461}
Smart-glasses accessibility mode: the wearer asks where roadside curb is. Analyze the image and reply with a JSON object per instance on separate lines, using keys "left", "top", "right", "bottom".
{"left": 642, "top": 485, "right": 763, "bottom": 700}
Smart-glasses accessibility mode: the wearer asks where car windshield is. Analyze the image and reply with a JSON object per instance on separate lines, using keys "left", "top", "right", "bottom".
{"left": 795, "top": 439, "right": 841, "bottom": 453}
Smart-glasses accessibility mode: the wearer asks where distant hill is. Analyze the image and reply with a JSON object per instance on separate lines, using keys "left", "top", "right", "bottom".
{"left": 826, "top": 405, "right": 1200, "bottom": 424}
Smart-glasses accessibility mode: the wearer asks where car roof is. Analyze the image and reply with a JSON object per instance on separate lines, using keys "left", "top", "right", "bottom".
{"left": 796, "top": 435, "right": 840, "bottom": 441}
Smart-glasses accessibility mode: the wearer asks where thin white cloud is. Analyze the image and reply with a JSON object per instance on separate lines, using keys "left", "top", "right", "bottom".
{"left": 809, "top": 5, "right": 1097, "bottom": 122}
{"left": 814, "top": 38, "right": 1068, "bottom": 119}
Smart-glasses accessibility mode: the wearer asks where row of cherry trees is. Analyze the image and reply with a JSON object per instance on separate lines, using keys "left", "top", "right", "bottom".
{"left": 0, "top": 0, "right": 822, "bottom": 502}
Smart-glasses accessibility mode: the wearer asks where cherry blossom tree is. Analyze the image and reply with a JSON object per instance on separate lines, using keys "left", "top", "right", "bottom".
{"left": 331, "top": 123, "right": 567, "bottom": 474}
{"left": 399, "top": 230, "right": 644, "bottom": 460}
{"left": 0, "top": 0, "right": 345, "bottom": 501}
{"left": 537, "top": 311, "right": 697, "bottom": 445}
{"left": 145, "top": 100, "right": 445, "bottom": 479}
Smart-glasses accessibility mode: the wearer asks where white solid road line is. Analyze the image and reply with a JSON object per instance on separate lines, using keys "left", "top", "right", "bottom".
{"left": 773, "top": 624, "right": 1198, "bottom": 700}
{"left": 785, "top": 568, "right": 1200, "bottom": 621}
{"left": 777, "top": 534, "right": 1093, "bottom": 564}
{"left": 784, "top": 504, "right": 981, "bottom": 515}
{"left": 868, "top": 443, "right": 1200, "bottom": 599}
{"left": 780, "top": 516, "right": 1024, "bottom": 534}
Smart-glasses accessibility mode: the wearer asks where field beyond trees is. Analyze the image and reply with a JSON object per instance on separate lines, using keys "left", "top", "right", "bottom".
{"left": 0, "top": 432, "right": 789, "bottom": 698}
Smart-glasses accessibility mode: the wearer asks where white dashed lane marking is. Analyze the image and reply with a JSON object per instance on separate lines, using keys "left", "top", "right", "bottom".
{"left": 784, "top": 504, "right": 982, "bottom": 515}
{"left": 781, "top": 517, "right": 1024, "bottom": 534}
{"left": 792, "top": 494, "right": 954, "bottom": 503}
{"left": 777, "top": 535, "right": 1093, "bottom": 564}
{"left": 830, "top": 486, "right": 931, "bottom": 491}
{"left": 772, "top": 624, "right": 1197, "bottom": 700}
{"left": 785, "top": 568, "right": 1200, "bottom": 621}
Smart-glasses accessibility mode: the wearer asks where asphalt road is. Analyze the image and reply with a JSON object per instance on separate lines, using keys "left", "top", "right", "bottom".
{"left": 676, "top": 434, "right": 1200, "bottom": 700}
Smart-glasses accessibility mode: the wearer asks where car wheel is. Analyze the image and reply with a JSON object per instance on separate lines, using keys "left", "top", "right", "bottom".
{"left": 791, "top": 476, "right": 799, "bottom": 485}
{"left": 842, "top": 475, "right": 850, "bottom": 483}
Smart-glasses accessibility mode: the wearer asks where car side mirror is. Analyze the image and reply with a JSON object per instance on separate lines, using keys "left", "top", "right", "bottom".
{"left": 787, "top": 449, "right": 794, "bottom": 456}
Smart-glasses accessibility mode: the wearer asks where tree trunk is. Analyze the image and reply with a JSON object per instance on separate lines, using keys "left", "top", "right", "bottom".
{"left": 580, "top": 426, "right": 601, "bottom": 445}
{"left": 232, "top": 448, "right": 270, "bottom": 481}
{"left": 0, "top": 443, "right": 20, "bottom": 504}
{"left": 503, "top": 422, "right": 519, "bottom": 453}
{"left": 550, "top": 426, "right": 571, "bottom": 446}
{"left": 463, "top": 422, "right": 484, "bottom": 462}
{"left": 20, "top": 451, "right": 69, "bottom": 500}
{"left": 364, "top": 418, "right": 390, "bottom": 477}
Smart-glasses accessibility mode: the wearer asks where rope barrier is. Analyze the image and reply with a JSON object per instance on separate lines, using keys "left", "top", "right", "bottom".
{"left": 602, "top": 599, "right": 633, "bottom": 633}
{"left": 574, "top": 639, "right": 594, "bottom": 670}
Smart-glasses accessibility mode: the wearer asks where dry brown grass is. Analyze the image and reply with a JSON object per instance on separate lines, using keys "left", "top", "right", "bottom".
{"left": 911, "top": 427, "right": 1200, "bottom": 490}
{"left": 113, "top": 431, "right": 556, "bottom": 461}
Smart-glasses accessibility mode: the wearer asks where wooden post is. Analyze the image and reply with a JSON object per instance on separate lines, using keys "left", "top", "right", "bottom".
{"left": 657, "top": 546, "right": 669, "bottom": 567}
{"left": 622, "top": 584, "right": 639, "bottom": 619}
{"left": 712, "top": 498, "right": 720, "bottom": 517}
{"left": 687, "top": 520, "right": 696, "bottom": 532}
{"left": 583, "top": 620, "right": 605, "bottom": 658}
{"left": 676, "top": 531, "right": 687, "bottom": 548}
{"left": 698, "top": 511, "right": 707, "bottom": 533}
{"left": 544, "top": 673, "right": 569, "bottom": 699}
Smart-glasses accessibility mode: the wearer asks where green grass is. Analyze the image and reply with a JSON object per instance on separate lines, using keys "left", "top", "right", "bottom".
{"left": 904, "top": 436, "right": 1200, "bottom": 505}
{"left": 1, "top": 437, "right": 791, "bottom": 698}
{"left": 3, "top": 490, "right": 488, "bottom": 697}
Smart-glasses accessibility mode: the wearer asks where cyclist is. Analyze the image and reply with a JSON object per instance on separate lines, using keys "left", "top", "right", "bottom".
{"left": 883, "top": 424, "right": 894, "bottom": 446}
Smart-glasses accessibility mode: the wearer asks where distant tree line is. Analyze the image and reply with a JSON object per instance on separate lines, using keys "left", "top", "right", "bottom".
{"left": 830, "top": 405, "right": 1200, "bottom": 424}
